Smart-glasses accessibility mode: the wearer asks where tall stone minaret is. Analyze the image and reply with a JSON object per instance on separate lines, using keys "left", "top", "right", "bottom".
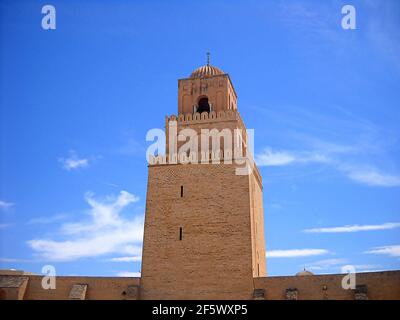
{"left": 140, "top": 59, "right": 266, "bottom": 299}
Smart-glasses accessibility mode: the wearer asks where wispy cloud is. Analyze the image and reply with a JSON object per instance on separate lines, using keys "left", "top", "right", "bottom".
{"left": 108, "top": 256, "right": 141, "bottom": 262}
{"left": 308, "top": 259, "right": 382, "bottom": 273}
{"left": 365, "top": 0, "right": 400, "bottom": 69}
{"left": 256, "top": 149, "right": 295, "bottom": 166}
{"left": 0, "top": 200, "right": 14, "bottom": 211}
{"left": 253, "top": 101, "right": 400, "bottom": 188}
{"left": 255, "top": 148, "right": 328, "bottom": 167}
{"left": 278, "top": 1, "right": 338, "bottom": 41}
{"left": 0, "top": 223, "right": 12, "bottom": 229}
{"left": 266, "top": 248, "right": 329, "bottom": 258}
{"left": 117, "top": 132, "right": 147, "bottom": 156}
{"left": 0, "top": 257, "right": 34, "bottom": 263}
{"left": 308, "top": 258, "right": 347, "bottom": 271}
{"left": 59, "top": 151, "right": 89, "bottom": 171}
{"left": 342, "top": 167, "right": 400, "bottom": 187}
{"left": 116, "top": 271, "right": 141, "bottom": 277}
{"left": 256, "top": 146, "right": 400, "bottom": 188}
{"left": 352, "top": 264, "right": 383, "bottom": 273}
{"left": 27, "top": 214, "right": 69, "bottom": 225}
{"left": 304, "top": 222, "right": 400, "bottom": 233}
{"left": 365, "top": 245, "right": 400, "bottom": 257}
{"left": 28, "top": 190, "right": 144, "bottom": 261}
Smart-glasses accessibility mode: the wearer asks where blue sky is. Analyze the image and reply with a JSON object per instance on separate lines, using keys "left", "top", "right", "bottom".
{"left": 0, "top": 0, "right": 399, "bottom": 277}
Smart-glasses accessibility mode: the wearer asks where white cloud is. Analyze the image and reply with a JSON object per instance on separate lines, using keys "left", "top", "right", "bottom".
{"left": 0, "top": 257, "right": 33, "bottom": 263}
{"left": 28, "top": 190, "right": 144, "bottom": 261}
{"left": 256, "top": 149, "right": 296, "bottom": 166}
{"left": 306, "top": 139, "right": 358, "bottom": 155}
{"left": 308, "top": 258, "right": 347, "bottom": 271}
{"left": 255, "top": 148, "right": 328, "bottom": 167}
{"left": 345, "top": 168, "right": 400, "bottom": 187}
{"left": 59, "top": 151, "right": 89, "bottom": 171}
{"left": 366, "top": 1, "right": 400, "bottom": 70}
{"left": 117, "top": 136, "right": 146, "bottom": 156}
{"left": 0, "top": 200, "right": 14, "bottom": 210}
{"left": 365, "top": 245, "right": 400, "bottom": 257}
{"left": 352, "top": 264, "right": 382, "bottom": 272}
{"left": 253, "top": 100, "right": 400, "bottom": 188}
{"left": 108, "top": 256, "right": 141, "bottom": 262}
{"left": 308, "top": 259, "right": 382, "bottom": 273}
{"left": 256, "top": 145, "right": 400, "bottom": 188}
{"left": 304, "top": 222, "right": 400, "bottom": 233}
{"left": 116, "top": 271, "right": 141, "bottom": 277}
{"left": 27, "top": 214, "right": 69, "bottom": 225}
{"left": 0, "top": 223, "right": 11, "bottom": 229}
{"left": 266, "top": 248, "right": 329, "bottom": 258}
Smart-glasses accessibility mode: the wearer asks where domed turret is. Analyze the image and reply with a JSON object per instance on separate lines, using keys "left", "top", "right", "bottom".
{"left": 178, "top": 53, "right": 237, "bottom": 114}
{"left": 190, "top": 64, "right": 224, "bottom": 78}
{"left": 189, "top": 52, "right": 225, "bottom": 78}
{"left": 296, "top": 268, "right": 314, "bottom": 276}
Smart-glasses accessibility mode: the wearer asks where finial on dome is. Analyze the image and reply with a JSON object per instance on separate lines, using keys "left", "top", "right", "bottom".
{"left": 206, "top": 52, "right": 210, "bottom": 66}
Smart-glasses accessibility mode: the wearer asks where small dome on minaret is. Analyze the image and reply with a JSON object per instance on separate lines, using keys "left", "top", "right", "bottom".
{"left": 190, "top": 64, "right": 224, "bottom": 78}
{"left": 190, "top": 52, "right": 225, "bottom": 78}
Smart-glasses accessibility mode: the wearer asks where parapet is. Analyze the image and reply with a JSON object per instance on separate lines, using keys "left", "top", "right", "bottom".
{"left": 147, "top": 151, "right": 263, "bottom": 187}
{"left": 148, "top": 150, "right": 248, "bottom": 166}
{"left": 166, "top": 110, "right": 243, "bottom": 126}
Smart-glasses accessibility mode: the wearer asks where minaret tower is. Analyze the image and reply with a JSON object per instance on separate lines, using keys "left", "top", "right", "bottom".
{"left": 140, "top": 56, "right": 266, "bottom": 299}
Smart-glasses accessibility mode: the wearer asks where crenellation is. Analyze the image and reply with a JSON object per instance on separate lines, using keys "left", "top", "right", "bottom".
{"left": 166, "top": 110, "right": 241, "bottom": 125}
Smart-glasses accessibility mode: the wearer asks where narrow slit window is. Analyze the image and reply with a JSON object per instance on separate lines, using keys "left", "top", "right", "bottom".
{"left": 257, "top": 263, "right": 260, "bottom": 276}
{"left": 179, "top": 227, "right": 183, "bottom": 240}
{"left": 180, "top": 185, "right": 184, "bottom": 197}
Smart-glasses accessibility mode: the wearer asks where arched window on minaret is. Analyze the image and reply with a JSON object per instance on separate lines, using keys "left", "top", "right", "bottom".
{"left": 197, "top": 96, "right": 211, "bottom": 113}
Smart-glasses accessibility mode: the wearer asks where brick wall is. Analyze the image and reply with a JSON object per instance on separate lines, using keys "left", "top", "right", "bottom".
{"left": 254, "top": 271, "right": 400, "bottom": 300}
{"left": 2, "top": 271, "right": 399, "bottom": 299}
{"left": 0, "top": 275, "right": 140, "bottom": 300}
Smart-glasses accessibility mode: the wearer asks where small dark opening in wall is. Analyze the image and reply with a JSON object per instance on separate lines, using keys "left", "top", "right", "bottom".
{"left": 179, "top": 227, "right": 183, "bottom": 240}
{"left": 180, "top": 185, "right": 184, "bottom": 197}
{"left": 197, "top": 97, "right": 210, "bottom": 113}
{"left": 257, "top": 263, "right": 260, "bottom": 276}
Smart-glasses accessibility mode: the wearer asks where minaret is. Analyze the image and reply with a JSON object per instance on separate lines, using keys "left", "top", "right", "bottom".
{"left": 140, "top": 58, "right": 266, "bottom": 299}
